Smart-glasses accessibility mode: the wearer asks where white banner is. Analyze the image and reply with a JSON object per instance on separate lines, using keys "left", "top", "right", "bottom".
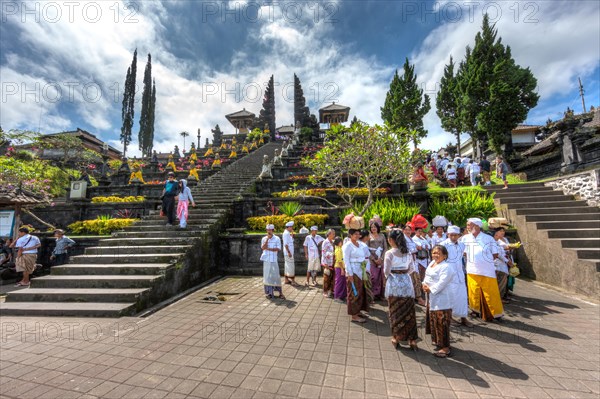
{"left": 0, "top": 210, "right": 16, "bottom": 238}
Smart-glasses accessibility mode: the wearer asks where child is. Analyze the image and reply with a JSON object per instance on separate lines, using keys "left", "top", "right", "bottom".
{"left": 176, "top": 179, "right": 196, "bottom": 229}
{"left": 496, "top": 156, "right": 509, "bottom": 189}
{"left": 333, "top": 237, "right": 346, "bottom": 302}
{"left": 50, "top": 229, "right": 75, "bottom": 266}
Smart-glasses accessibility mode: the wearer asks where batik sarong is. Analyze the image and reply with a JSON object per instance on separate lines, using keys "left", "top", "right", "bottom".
{"left": 347, "top": 275, "right": 369, "bottom": 316}
{"left": 388, "top": 296, "right": 418, "bottom": 342}
{"left": 361, "top": 261, "right": 374, "bottom": 304}
{"left": 323, "top": 266, "right": 334, "bottom": 294}
{"left": 426, "top": 306, "right": 452, "bottom": 348}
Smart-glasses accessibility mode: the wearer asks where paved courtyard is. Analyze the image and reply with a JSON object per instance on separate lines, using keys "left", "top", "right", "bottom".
{"left": 1, "top": 276, "right": 599, "bottom": 399}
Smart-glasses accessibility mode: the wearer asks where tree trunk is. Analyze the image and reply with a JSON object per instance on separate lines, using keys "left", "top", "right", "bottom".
{"left": 456, "top": 132, "right": 461, "bottom": 156}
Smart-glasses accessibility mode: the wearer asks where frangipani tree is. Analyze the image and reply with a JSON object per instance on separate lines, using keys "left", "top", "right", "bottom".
{"left": 302, "top": 122, "right": 414, "bottom": 216}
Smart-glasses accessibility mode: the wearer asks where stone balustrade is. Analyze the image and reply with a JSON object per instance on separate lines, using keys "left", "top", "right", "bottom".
{"left": 545, "top": 168, "right": 600, "bottom": 206}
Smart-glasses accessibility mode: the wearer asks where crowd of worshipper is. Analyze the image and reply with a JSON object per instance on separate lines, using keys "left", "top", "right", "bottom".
{"left": 259, "top": 215, "right": 518, "bottom": 358}
{"left": 421, "top": 153, "right": 511, "bottom": 190}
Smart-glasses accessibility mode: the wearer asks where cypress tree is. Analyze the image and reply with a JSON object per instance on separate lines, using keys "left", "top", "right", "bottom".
{"left": 456, "top": 14, "right": 538, "bottom": 158}
{"left": 120, "top": 49, "right": 137, "bottom": 158}
{"left": 381, "top": 58, "right": 431, "bottom": 147}
{"left": 436, "top": 56, "right": 462, "bottom": 155}
{"left": 138, "top": 54, "right": 154, "bottom": 157}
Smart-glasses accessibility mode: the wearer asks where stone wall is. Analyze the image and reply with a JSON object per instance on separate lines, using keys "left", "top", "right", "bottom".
{"left": 545, "top": 169, "right": 600, "bottom": 206}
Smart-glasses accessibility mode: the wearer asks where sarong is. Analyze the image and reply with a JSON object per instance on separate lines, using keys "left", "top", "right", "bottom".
{"left": 15, "top": 254, "right": 36, "bottom": 273}
{"left": 323, "top": 266, "right": 334, "bottom": 294}
{"left": 284, "top": 255, "right": 295, "bottom": 277}
{"left": 176, "top": 200, "right": 189, "bottom": 227}
{"left": 388, "top": 296, "right": 418, "bottom": 342}
{"left": 410, "top": 272, "right": 423, "bottom": 299}
{"left": 369, "top": 261, "right": 384, "bottom": 298}
{"left": 263, "top": 261, "right": 282, "bottom": 295}
{"left": 467, "top": 274, "right": 504, "bottom": 321}
{"left": 347, "top": 275, "right": 369, "bottom": 316}
{"left": 334, "top": 268, "right": 347, "bottom": 300}
{"left": 307, "top": 258, "right": 320, "bottom": 272}
{"left": 426, "top": 306, "right": 452, "bottom": 348}
{"left": 361, "top": 261, "right": 374, "bottom": 304}
{"left": 496, "top": 271, "right": 508, "bottom": 299}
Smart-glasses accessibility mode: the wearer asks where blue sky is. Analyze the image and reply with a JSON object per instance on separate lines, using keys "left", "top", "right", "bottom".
{"left": 1, "top": 0, "right": 599, "bottom": 155}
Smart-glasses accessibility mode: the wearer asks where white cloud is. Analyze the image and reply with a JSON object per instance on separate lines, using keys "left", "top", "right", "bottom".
{"left": 1, "top": 0, "right": 598, "bottom": 157}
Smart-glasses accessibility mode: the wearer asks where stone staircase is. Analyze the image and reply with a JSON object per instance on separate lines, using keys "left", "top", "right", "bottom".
{"left": 484, "top": 182, "right": 600, "bottom": 297}
{"left": 0, "top": 143, "right": 280, "bottom": 317}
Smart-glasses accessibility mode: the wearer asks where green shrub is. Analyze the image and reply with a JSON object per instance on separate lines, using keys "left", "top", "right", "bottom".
{"left": 91, "top": 195, "right": 145, "bottom": 203}
{"left": 247, "top": 214, "right": 328, "bottom": 231}
{"left": 341, "top": 197, "right": 421, "bottom": 226}
{"left": 428, "top": 191, "right": 496, "bottom": 227}
{"left": 278, "top": 201, "right": 303, "bottom": 217}
{"left": 68, "top": 217, "right": 138, "bottom": 235}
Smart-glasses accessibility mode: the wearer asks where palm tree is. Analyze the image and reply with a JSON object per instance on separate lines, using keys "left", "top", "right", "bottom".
{"left": 180, "top": 131, "right": 190, "bottom": 152}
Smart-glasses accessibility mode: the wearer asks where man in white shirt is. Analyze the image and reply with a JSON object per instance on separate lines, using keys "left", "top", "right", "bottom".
{"left": 303, "top": 226, "right": 324, "bottom": 287}
{"left": 261, "top": 224, "right": 284, "bottom": 299}
{"left": 282, "top": 221, "right": 298, "bottom": 286}
{"left": 14, "top": 227, "right": 41, "bottom": 287}
{"left": 461, "top": 218, "right": 503, "bottom": 321}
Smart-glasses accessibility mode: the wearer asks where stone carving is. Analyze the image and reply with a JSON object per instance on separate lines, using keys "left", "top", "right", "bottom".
{"left": 273, "top": 149, "right": 283, "bottom": 166}
{"left": 281, "top": 140, "right": 289, "bottom": 157}
{"left": 257, "top": 155, "right": 273, "bottom": 180}
{"left": 173, "top": 145, "right": 181, "bottom": 159}
{"left": 151, "top": 150, "right": 158, "bottom": 163}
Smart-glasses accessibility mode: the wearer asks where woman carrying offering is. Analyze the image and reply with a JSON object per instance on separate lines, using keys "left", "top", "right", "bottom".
{"left": 343, "top": 229, "right": 370, "bottom": 323}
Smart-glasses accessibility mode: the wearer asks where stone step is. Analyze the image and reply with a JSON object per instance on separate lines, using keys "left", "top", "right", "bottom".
{"left": 516, "top": 206, "right": 600, "bottom": 215}
{"left": 567, "top": 248, "right": 600, "bottom": 260}
{"left": 99, "top": 237, "right": 195, "bottom": 246}
{"left": 0, "top": 302, "right": 137, "bottom": 317}
{"left": 546, "top": 229, "right": 600, "bottom": 239}
{"left": 52, "top": 263, "right": 174, "bottom": 275}
{"left": 31, "top": 275, "right": 162, "bottom": 289}
{"left": 6, "top": 288, "right": 149, "bottom": 303}
{"left": 526, "top": 213, "right": 600, "bottom": 222}
{"left": 70, "top": 253, "right": 184, "bottom": 264}
{"left": 85, "top": 245, "right": 192, "bottom": 255}
{"left": 492, "top": 190, "right": 565, "bottom": 199}
{"left": 485, "top": 187, "right": 556, "bottom": 195}
{"left": 560, "top": 238, "right": 600, "bottom": 249}
{"left": 145, "top": 210, "right": 228, "bottom": 218}
{"left": 496, "top": 195, "right": 573, "bottom": 204}
{"left": 125, "top": 224, "right": 213, "bottom": 231}
{"left": 536, "top": 221, "right": 600, "bottom": 230}
{"left": 113, "top": 230, "right": 204, "bottom": 238}
{"left": 507, "top": 200, "right": 588, "bottom": 209}
{"left": 483, "top": 182, "right": 546, "bottom": 190}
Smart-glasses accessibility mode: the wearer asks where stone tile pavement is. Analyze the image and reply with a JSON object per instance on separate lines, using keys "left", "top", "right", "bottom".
{"left": 1, "top": 277, "right": 599, "bottom": 398}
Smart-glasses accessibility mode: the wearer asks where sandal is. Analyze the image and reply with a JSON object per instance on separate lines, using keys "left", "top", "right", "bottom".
{"left": 391, "top": 339, "right": 399, "bottom": 349}
{"left": 433, "top": 350, "right": 451, "bottom": 358}
{"left": 279, "top": 295, "right": 286, "bottom": 300}
{"left": 351, "top": 318, "right": 366, "bottom": 323}
{"left": 265, "top": 294, "right": 273, "bottom": 299}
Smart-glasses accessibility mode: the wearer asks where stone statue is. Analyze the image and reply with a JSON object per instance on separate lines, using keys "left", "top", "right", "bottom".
{"left": 257, "top": 154, "right": 273, "bottom": 180}
{"left": 295, "top": 120, "right": 301, "bottom": 134}
{"left": 128, "top": 161, "right": 145, "bottom": 184}
{"left": 212, "top": 153, "right": 221, "bottom": 169}
{"left": 166, "top": 153, "right": 177, "bottom": 171}
{"left": 173, "top": 145, "right": 181, "bottom": 159}
{"left": 188, "top": 160, "right": 199, "bottom": 180}
{"left": 281, "top": 140, "right": 289, "bottom": 157}
{"left": 151, "top": 150, "right": 158, "bottom": 163}
{"left": 273, "top": 149, "right": 283, "bottom": 166}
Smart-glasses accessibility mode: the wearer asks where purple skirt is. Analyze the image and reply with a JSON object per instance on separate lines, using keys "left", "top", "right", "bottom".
{"left": 370, "top": 262, "right": 384, "bottom": 297}
{"left": 334, "top": 268, "right": 347, "bottom": 300}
